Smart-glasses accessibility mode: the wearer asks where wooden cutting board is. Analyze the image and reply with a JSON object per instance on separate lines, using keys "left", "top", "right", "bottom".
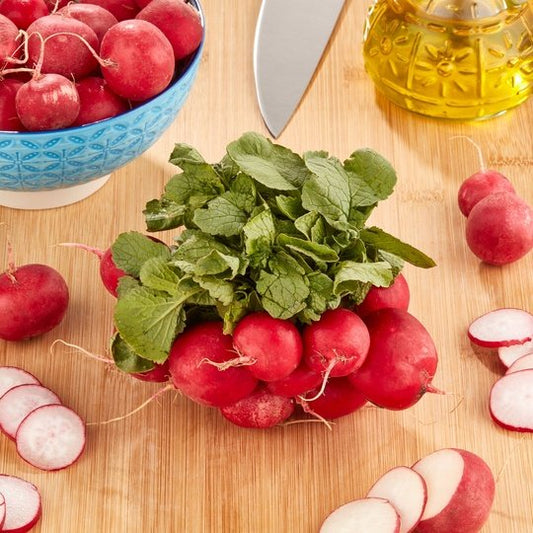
{"left": 0, "top": 1, "right": 532, "bottom": 531}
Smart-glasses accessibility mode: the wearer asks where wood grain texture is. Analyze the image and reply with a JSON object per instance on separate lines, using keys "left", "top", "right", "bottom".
{"left": 1, "top": 1, "right": 532, "bottom": 531}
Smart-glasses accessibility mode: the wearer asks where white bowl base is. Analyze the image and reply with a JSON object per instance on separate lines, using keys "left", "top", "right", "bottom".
{"left": 0, "top": 175, "right": 111, "bottom": 210}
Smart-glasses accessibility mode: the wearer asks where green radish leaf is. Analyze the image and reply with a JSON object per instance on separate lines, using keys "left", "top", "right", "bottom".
{"left": 111, "top": 333, "right": 155, "bottom": 374}
{"left": 193, "top": 195, "right": 248, "bottom": 237}
{"left": 332, "top": 260, "right": 394, "bottom": 296}
{"left": 139, "top": 256, "right": 181, "bottom": 295}
{"left": 277, "top": 234, "right": 339, "bottom": 263}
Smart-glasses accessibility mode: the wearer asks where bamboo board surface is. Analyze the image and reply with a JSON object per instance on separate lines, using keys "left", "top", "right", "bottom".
{"left": 1, "top": 1, "right": 532, "bottom": 531}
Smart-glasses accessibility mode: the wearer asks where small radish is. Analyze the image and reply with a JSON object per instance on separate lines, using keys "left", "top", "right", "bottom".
{"left": 355, "top": 272, "right": 410, "bottom": 318}
{"left": 0, "top": 78, "right": 25, "bottom": 132}
{"left": 16, "top": 404, "right": 86, "bottom": 471}
{"left": 0, "top": 0, "right": 49, "bottom": 30}
{"left": 302, "top": 308, "right": 370, "bottom": 378}
{"left": 0, "top": 263, "right": 69, "bottom": 341}
{"left": 79, "top": 0, "right": 139, "bottom": 21}
{"left": 320, "top": 497, "right": 401, "bottom": 533}
{"left": 0, "top": 475, "right": 41, "bottom": 533}
{"left": 489, "top": 369, "right": 533, "bottom": 432}
{"left": 465, "top": 191, "right": 533, "bottom": 265}
{"left": 168, "top": 321, "right": 258, "bottom": 408}
{"left": 411, "top": 448, "right": 495, "bottom": 533}
{"left": 232, "top": 312, "right": 303, "bottom": 382}
{"left": 0, "top": 383, "right": 61, "bottom": 440}
{"left": 366, "top": 466, "right": 427, "bottom": 533}
{"left": 467, "top": 308, "right": 533, "bottom": 348}
{"left": 265, "top": 362, "right": 322, "bottom": 398}
{"left": 498, "top": 339, "right": 533, "bottom": 368}
{"left": 0, "top": 13, "right": 19, "bottom": 65}
{"left": 57, "top": 3, "right": 118, "bottom": 43}
{"left": 506, "top": 352, "right": 533, "bottom": 374}
{"left": 219, "top": 388, "right": 294, "bottom": 429}
{"left": 0, "top": 367, "right": 40, "bottom": 399}
{"left": 349, "top": 308, "right": 440, "bottom": 410}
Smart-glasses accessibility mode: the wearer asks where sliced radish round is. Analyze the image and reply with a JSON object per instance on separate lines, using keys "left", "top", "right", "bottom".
{"left": 468, "top": 308, "right": 533, "bottom": 348}
{"left": 320, "top": 497, "right": 401, "bottom": 533}
{"left": 366, "top": 466, "right": 427, "bottom": 533}
{"left": 16, "top": 404, "right": 86, "bottom": 471}
{"left": 498, "top": 339, "right": 533, "bottom": 368}
{"left": 0, "top": 367, "right": 40, "bottom": 398}
{"left": 0, "top": 475, "right": 41, "bottom": 533}
{"left": 489, "top": 369, "right": 533, "bottom": 432}
{"left": 506, "top": 353, "right": 533, "bottom": 374}
{"left": 0, "top": 491, "right": 5, "bottom": 530}
{"left": 0, "top": 384, "right": 62, "bottom": 440}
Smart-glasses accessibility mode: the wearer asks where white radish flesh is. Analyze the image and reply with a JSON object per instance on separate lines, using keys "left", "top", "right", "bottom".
{"left": 468, "top": 308, "right": 533, "bottom": 348}
{"left": 498, "top": 340, "right": 533, "bottom": 368}
{"left": 320, "top": 497, "right": 401, "bottom": 533}
{"left": 16, "top": 404, "right": 86, "bottom": 471}
{"left": 0, "top": 475, "right": 41, "bottom": 533}
{"left": 506, "top": 352, "right": 533, "bottom": 374}
{"left": 489, "top": 369, "right": 533, "bottom": 432}
{"left": 0, "top": 367, "right": 40, "bottom": 398}
{"left": 366, "top": 466, "right": 427, "bottom": 533}
{"left": 0, "top": 384, "right": 62, "bottom": 440}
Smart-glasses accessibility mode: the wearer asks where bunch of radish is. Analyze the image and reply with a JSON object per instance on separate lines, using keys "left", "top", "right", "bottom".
{"left": 320, "top": 447, "right": 495, "bottom": 533}
{"left": 468, "top": 308, "right": 533, "bottom": 432}
{"left": 0, "top": 0, "right": 203, "bottom": 131}
{"left": 456, "top": 139, "right": 533, "bottom": 265}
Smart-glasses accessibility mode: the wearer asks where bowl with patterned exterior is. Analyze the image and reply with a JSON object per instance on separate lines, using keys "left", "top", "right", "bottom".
{"left": 0, "top": 0, "right": 204, "bottom": 210}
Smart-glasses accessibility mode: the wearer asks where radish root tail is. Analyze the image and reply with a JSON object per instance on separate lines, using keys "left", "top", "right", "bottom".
{"left": 450, "top": 135, "right": 486, "bottom": 171}
{"left": 50, "top": 339, "right": 112, "bottom": 364}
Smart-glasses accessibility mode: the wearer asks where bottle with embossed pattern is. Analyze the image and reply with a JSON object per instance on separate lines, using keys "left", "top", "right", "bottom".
{"left": 363, "top": 0, "right": 533, "bottom": 119}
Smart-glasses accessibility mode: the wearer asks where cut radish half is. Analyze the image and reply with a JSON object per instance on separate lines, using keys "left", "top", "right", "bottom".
{"left": 16, "top": 404, "right": 86, "bottom": 471}
{"left": 0, "top": 491, "right": 5, "bottom": 530}
{"left": 489, "top": 369, "right": 533, "bottom": 432}
{"left": 366, "top": 466, "right": 427, "bottom": 533}
{"left": 0, "top": 475, "right": 41, "bottom": 533}
{"left": 320, "top": 497, "right": 401, "bottom": 533}
{"left": 468, "top": 308, "right": 533, "bottom": 348}
{"left": 0, "top": 367, "right": 40, "bottom": 398}
{"left": 506, "top": 353, "right": 533, "bottom": 374}
{"left": 0, "top": 384, "right": 62, "bottom": 440}
{"left": 498, "top": 340, "right": 533, "bottom": 368}
{"left": 411, "top": 448, "right": 495, "bottom": 533}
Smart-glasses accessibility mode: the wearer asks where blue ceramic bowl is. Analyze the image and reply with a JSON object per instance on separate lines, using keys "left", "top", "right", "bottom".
{"left": 0, "top": 0, "right": 204, "bottom": 210}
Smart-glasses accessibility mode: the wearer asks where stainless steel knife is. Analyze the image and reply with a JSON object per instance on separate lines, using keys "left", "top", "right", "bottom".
{"left": 253, "top": 0, "right": 346, "bottom": 138}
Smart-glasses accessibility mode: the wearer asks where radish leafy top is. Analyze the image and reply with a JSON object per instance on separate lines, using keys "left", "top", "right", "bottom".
{"left": 110, "top": 132, "right": 435, "bottom": 367}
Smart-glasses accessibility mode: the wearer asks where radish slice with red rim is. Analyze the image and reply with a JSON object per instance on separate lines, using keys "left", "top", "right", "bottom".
{"left": 506, "top": 353, "right": 533, "bottom": 374}
{"left": 0, "top": 367, "right": 40, "bottom": 398}
{"left": 468, "top": 308, "right": 533, "bottom": 348}
{"left": 16, "top": 404, "right": 86, "bottom": 471}
{"left": 489, "top": 369, "right": 533, "bottom": 432}
{"left": 0, "top": 491, "right": 5, "bottom": 530}
{"left": 498, "top": 340, "right": 533, "bottom": 368}
{"left": 0, "top": 475, "right": 41, "bottom": 533}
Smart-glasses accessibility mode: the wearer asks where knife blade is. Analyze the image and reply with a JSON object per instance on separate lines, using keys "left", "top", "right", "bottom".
{"left": 253, "top": 0, "right": 345, "bottom": 138}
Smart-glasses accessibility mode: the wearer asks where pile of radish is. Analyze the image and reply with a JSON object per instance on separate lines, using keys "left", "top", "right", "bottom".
{"left": 0, "top": 0, "right": 203, "bottom": 131}
{"left": 320, "top": 447, "right": 495, "bottom": 533}
{"left": 468, "top": 308, "right": 533, "bottom": 432}
{"left": 456, "top": 140, "right": 533, "bottom": 265}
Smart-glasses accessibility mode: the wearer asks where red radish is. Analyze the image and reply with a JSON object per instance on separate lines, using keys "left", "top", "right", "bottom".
{"left": 0, "top": 264, "right": 69, "bottom": 341}
{"left": 498, "top": 339, "right": 533, "bottom": 368}
{"left": 0, "top": 383, "right": 61, "bottom": 440}
{"left": 320, "top": 497, "right": 401, "bottom": 533}
{"left": 349, "top": 308, "right": 439, "bottom": 410}
{"left": 168, "top": 321, "right": 258, "bottom": 408}
{"left": 366, "top": 466, "right": 427, "bottom": 533}
{"left": 100, "top": 19, "right": 175, "bottom": 101}
{"left": 26, "top": 15, "right": 100, "bottom": 79}
{"left": 57, "top": 3, "right": 118, "bottom": 42}
{"left": 299, "top": 377, "right": 367, "bottom": 420}
{"left": 136, "top": 0, "right": 203, "bottom": 61}
{"left": 73, "top": 76, "right": 129, "bottom": 126}
{"left": 219, "top": 388, "right": 294, "bottom": 429}
{"left": 232, "top": 312, "right": 303, "bottom": 382}
{"left": 0, "top": 13, "right": 18, "bottom": 64}
{"left": 411, "top": 448, "right": 495, "bottom": 533}
{"left": 468, "top": 308, "right": 533, "bottom": 349}
{"left": 355, "top": 272, "right": 410, "bottom": 318}
{"left": 465, "top": 191, "right": 533, "bottom": 265}
{"left": 489, "top": 369, "right": 533, "bottom": 432}
{"left": 0, "top": 0, "right": 49, "bottom": 30}
{"left": 506, "top": 352, "right": 533, "bottom": 374}
{"left": 0, "top": 78, "right": 25, "bottom": 131}
{"left": 0, "top": 367, "right": 40, "bottom": 399}
{"left": 0, "top": 491, "right": 5, "bottom": 530}
{"left": 265, "top": 362, "right": 322, "bottom": 398}
{"left": 16, "top": 404, "right": 86, "bottom": 470}
{"left": 0, "top": 475, "right": 41, "bottom": 533}
{"left": 302, "top": 308, "right": 370, "bottom": 377}
{"left": 15, "top": 73, "right": 80, "bottom": 131}
{"left": 79, "top": 0, "right": 139, "bottom": 21}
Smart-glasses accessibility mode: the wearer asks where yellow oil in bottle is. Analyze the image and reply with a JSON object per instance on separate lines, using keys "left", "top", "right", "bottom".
{"left": 363, "top": 0, "right": 533, "bottom": 119}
